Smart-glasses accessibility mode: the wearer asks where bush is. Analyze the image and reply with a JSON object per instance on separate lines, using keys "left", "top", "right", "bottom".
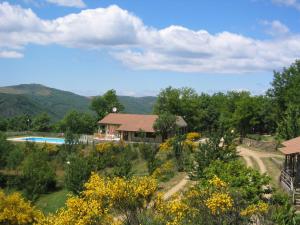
{"left": 21, "top": 150, "right": 56, "bottom": 200}
{"left": 64, "top": 154, "right": 92, "bottom": 195}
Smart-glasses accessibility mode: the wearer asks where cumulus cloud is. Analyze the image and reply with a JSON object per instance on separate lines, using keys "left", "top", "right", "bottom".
{"left": 272, "top": 0, "right": 300, "bottom": 10}
{"left": 1, "top": 1, "right": 300, "bottom": 73}
{"left": 261, "top": 20, "right": 290, "bottom": 36}
{"left": 46, "top": 0, "right": 86, "bottom": 8}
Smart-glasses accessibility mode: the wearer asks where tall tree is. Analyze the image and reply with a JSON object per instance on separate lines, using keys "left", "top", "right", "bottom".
{"left": 90, "top": 89, "right": 124, "bottom": 120}
{"left": 58, "top": 110, "right": 96, "bottom": 134}
{"left": 277, "top": 104, "right": 300, "bottom": 140}
{"left": 268, "top": 60, "right": 300, "bottom": 119}
{"left": 154, "top": 87, "right": 200, "bottom": 131}
{"left": 153, "top": 112, "right": 177, "bottom": 141}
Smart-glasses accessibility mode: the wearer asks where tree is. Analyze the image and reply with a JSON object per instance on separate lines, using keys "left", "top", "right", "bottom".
{"left": 277, "top": 104, "right": 300, "bottom": 140}
{"left": 268, "top": 60, "right": 300, "bottom": 120}
{"left": 6, "top": 147, "right": 25, "bottom": 171}
{"left": 58, "top": 110, "right": 96, "bottom": 134}
{"left": 153, "top": 112, "right": 177, "bottom": 141}
{"left": 0, "top": 117, "right": 7, "bottom": 131}
{"left": 190, "top": 130, "right": 238, "bottom": 179}
{"left": 154, "top": 87, "right": 200, "bottom": 131}
{"left": 139, "top": 143, "right": 160, "bottom": 174}
{"left": 90, "top": 89, "right": 124, "bottom": 120}
{"left": 32, "top": 112, "right": 51, "bottom": 132}
{"left": 65, "top": 154, "right": 92, "bottom": 195}
{"left": 7, "top": 114, "right": 32, "bottom": 131}
{"left": 0, "top": 132, "right": 13, "bottom": 169}
{"left": 21, "top": 150, "right": 56, "bottom": 200}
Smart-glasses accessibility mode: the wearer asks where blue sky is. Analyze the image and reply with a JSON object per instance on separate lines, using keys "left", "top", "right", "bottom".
{"left": 0, "top": 0, "right": 300, "bottom": 96}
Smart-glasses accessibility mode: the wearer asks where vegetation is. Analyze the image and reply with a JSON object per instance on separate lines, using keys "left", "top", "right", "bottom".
{"left": 153, "top": 112, "right": 178, "bottom": 141}
{"left": 2, "top": 61, "right": 300, "bottom": 224}
{"left": 0, "top": 84, "right": 157, "bottom": 122}
{"left": 90, "top": 89, "right": 125, "bottom": 120}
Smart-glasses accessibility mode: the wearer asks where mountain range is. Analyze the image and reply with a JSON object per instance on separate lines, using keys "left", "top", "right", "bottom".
{"left": 0, "top": 84, "right": 156, "bottom": 120}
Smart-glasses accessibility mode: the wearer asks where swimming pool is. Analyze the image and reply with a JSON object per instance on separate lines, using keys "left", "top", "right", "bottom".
{"left": 8, "top": 136, "right": 65, "bottom": 144}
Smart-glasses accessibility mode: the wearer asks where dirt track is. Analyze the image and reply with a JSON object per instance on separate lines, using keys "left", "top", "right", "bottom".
{"left": 237, "top": 146, "right": 284, "bottom": 173}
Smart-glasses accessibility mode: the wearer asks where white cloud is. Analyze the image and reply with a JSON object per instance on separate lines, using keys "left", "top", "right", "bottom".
{"left": 1, "top": 1, "right": 300, "bottom": 73}
{"left": 46, "top": 0, "right": 86, "bottom": 8}
{"left": 272, "top": 0, "right": 300, "bottom": 10}
{"left": 0, "top": 51, "right": 23, "bottom": 58}
{"left": 261, "top": 20, "right": 289, "bottom": 36}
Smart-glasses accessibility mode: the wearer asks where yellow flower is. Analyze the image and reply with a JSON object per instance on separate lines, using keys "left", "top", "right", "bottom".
{"left": 205, "top": 192, "right": 233, "bottom": 215}
{"left": 0, "top": 190, "right": 43, "bottom": 224}
{"left": 186, "top": 132, "right": 201, "bottom": 141}
{"left": 208, "top": 176, "right": 228, "bottom": 188}
{"left": 240, "top": 201, "right": 269, "bottom": 217}
{"left": 159, "top": 138, "right": 174, "bottom": 152}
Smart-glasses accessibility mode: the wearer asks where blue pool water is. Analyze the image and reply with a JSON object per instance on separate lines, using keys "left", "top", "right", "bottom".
{"left": 10, "top": 137, "right": 65, "bottom": 144}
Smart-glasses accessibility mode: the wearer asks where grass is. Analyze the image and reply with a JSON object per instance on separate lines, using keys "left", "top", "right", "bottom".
{"left": 132, "top": 158, "right": 148, "bottom": 176}
{"left": 238, "top": 156, "right": 247, "bottom": 165}
{"left": 248, "top": 156, "right": 261, "bottom": 172}
{"left": 35, "top": 189, "right": 69, "bottom": 215}
{"left": 261, "top": 157, "right": 282, "bottom": 189}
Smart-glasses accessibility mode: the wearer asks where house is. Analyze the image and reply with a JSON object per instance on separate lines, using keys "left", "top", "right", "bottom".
{"left": 279, "top": 136, "right": 300, "bottom": 206}
{"left": 97, "top": 113, "right": 187, "bottom": 143}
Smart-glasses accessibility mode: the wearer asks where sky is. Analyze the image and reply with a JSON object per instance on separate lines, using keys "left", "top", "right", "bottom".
{"left": 0, "top": 0, "right": 300, "bottom": 96}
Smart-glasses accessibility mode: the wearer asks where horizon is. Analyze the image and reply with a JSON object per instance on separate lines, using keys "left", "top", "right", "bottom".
{"left": 1, "top": 0, "right": 299, "bottom": 96}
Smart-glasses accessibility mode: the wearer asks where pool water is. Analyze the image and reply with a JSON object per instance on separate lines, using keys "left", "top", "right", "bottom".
{"left": 9, "top": 137, "right": 65, "bottom": 144}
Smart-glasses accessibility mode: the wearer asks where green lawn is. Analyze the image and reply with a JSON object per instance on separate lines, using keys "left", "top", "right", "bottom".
{"left": 35, "top": 189, "right": 69, "bottom": 214}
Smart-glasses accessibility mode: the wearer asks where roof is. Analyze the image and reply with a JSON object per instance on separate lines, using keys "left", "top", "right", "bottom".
{"left": 280, "top": 136, "right": 300, "bottom": 155}
{"left": 98, "top": 113, "right": 187, "bottom": 133}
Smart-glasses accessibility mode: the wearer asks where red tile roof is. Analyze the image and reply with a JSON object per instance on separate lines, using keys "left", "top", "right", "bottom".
{"left": 98, "top": 113, "right": 187, "bottom": 133}
{"left": 280, "top": 136, "right": 300, "bottom": 155}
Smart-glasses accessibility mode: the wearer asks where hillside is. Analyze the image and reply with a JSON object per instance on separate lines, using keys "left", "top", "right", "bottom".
{"left": 118, "top": 96, "right": 156, "bottom": 114}
{"left": 0, "top": 84, "right": 156, "bottom": 120}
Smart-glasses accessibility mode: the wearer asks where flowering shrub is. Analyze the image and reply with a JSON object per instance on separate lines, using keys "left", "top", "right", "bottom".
{"left": 240, "top": 201, "right": 269, "bottom": 217}
{"left": 186, "top": 132, "right": 201, "bottom": 141}
{"left": 205, "top": 192, "right": 233, "bottom": 215}
{"left": 95, "top": 142, "right": 115, "bottom": 153}
{"left": 0, "top": 190, "right": 42, "bottom": 224}
{"left": 154, "top": 193, "right": 189, "bottom": 225}
{"left": 159, "top": 138, "right": 174, "bottom": 152}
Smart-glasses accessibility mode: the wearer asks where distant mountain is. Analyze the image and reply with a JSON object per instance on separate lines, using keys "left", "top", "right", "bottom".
{"left": 118, "top": 96, "right": 156, "bottom": 114}
{"left": 0, "top": 84, "right": 156, "bottom": 120}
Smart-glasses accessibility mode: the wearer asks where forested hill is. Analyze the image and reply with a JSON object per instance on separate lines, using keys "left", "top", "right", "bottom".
{"left": 0, "top": 84, "right": 156, "bottom": 120}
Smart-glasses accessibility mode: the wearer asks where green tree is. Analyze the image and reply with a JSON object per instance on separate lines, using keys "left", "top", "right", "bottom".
{"left": 277, "top": 104, "right": 300, "bottom": 140}
{"left": 268, "top": 60, "right": 300, "bottom": 120}
{"left": 154, "top": 87, "right": 200, "bottom": 131}
{"left": 64, "top": 154, "right": 92, "bottom": 195}
{"left": 190, "top": 130, "right": 238, "bottom": 179}
{"left": 0, "top": 117, "right": 7, "bottom": 131}
{"left": 7, "top": 114, "right": 32, "bottom": 131}
{"left": 21, "top": 150, "right": 56, "bottom": 200}
{"left": 90, "top": 89, "right": 124, "bottom": 120}
{"left": 32, "top": 112, "right": 51, "bottom": 132}
{"left": 0, "top": 132, "right": 13, "bottom": 169}
{"left": 139, "top": 143, "right": 160, "bottom": 174}
{"left": 58, "top": 110, "right": 96, "bottom": 134}
{"left": 6, "top": 147, "right": 25, "bottom": 171}
{"left": 153, "top": 112, "right": 177, "bottom": 141}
